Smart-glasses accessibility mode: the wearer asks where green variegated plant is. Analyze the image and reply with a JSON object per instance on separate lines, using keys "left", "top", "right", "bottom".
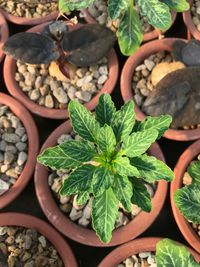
{"left": 37, "top": 94, "right": 174, "bottom": 243}
{"left": 174, "top": 161, "right": 200, "bottom": 225}
{"left": 58, "top": 0, "right": 189, "bottom": 56}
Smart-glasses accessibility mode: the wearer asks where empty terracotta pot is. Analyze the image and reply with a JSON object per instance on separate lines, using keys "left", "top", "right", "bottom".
{"left": 0, "top": 11, "right": 9, "bottom": 63}
{"left": 4, "top": 22, "right": 119, "bottom": 119}
{"left": 98, "top": 237, "right": 200, "bottom": 266}
{"left": 0, "top": 212, "right": 77, "bottom": 267}
{"left": 35, "top": 120, "right": 168, "bottom": 247}
{"left": 0, "top": 93, "right": 39, "bottom": 209}
{"left": 171, "top": 139, "right": 200, "bottom": 254}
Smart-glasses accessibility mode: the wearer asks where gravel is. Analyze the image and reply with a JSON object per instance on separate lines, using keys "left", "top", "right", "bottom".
{"left": 0, "top": 226, "right": 63, "bottom": 266}
{"left": 0, "top": 105, "right": 28, "bottom": 196}
{"left": 0, "top": 0, "right": 58, "bottom": 18}
{"left": 15, "top": 58, "right": 109, "bottom": 109}
{"left": 118, "top": 252, "right": 156, "bottom": 267}
{"left": 48, "top": 132, "right": 156, "bottom": 229}
{"left": 191, "top": 0, "right": 200, "bottom": 32}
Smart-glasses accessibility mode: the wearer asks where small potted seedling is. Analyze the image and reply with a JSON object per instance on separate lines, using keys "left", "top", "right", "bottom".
{"left": 3, "top": 21, "right": 118, "bottom": 119}
{"left": 37, "top": 93, "right": 174, "bottom": 244}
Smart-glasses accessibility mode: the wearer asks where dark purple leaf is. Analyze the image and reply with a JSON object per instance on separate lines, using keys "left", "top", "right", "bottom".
{"left": 172, "top": 40, "right": 187, "bottom": 61}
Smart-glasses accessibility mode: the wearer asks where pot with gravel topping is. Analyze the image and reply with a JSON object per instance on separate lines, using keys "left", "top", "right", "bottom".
{"left": 0, "top": 11, "right": 9, "bottom": 63}
{"left": 3, "top": 20, "right": 118, "bottom": 119}
{"left": 0, "top": 93, "right": 39, "bottom": 209}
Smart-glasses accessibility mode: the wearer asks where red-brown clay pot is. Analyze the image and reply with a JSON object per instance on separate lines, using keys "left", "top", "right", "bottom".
{"left": 171, "top": 139, "right": 200, "bottom": 254}
{"left": 81, "top": 9, "right": 177, "bottom": 43}
{"left": 0, "top": 11, "right": 9, "bottom": 63}
{"left": 0, "top": 212, "right": 77, "bottom": 267}
{"left": 120, "top": 37, "right": 200, "bottom": 141}
{"left": 183, "top": 0, "right": 200, "bottom": 41}
{"left": 98, "top": 237, "right": 200, "bottom": 267}
{"left": 4, "top": 22, "right": 119, "bottom": 119}
{"left": 35, "top": 120, "right": 168, "bottom": 247}
{"left": 0, "top": 93, "right": 39, "bottom": 209}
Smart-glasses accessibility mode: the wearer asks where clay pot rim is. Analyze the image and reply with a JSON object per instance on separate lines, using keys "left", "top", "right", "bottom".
{"left": 0, "top": 8, "right": 59, "bottom": 25}
{"left": 120, "top": 37, "right": 200, "bottom": 141}
{"left": 171, "top": 139, "right": 200, "bottom": 254}
{"left": 0, "top": 93, "right": 39, "bottom": 209}
{"left": 98, "top": 237, "right": 200, "bottom": 267}
{"left": 0, "top": 11, "right": 9, "bottom": 63}
{"left": 35, "top": 119, "right": 168, "bottom": 247}
{"left": 3, "top": 21, "right": 119, "bottom": 119}
{"left": 0, "top": 212, "right": 77, "bottom": 267}
{"left": 81, "top": 9, "right": 177, "bottom": 42}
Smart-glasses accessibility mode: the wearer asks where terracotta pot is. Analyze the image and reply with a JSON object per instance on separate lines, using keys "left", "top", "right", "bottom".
{"left": 0, "top": 11, "right": 9, "bottom": 63}
{"left": 0, "top": 212, "right": 77, "bottom": 267}
{"left": 98, "top": 237, "right": 200, "bottom": 267}
{"left": 81, "top": 9, "right": 177, "bottom": 43}
{"left": 0, "top": 7, "right": 59, "bottom": 25}
{"left": 120, "top": 37, "right": 200, "bottom": 141}
{"left": 35, "top": 120, "right": 168, "bottom": 247}
{"left": 183, "top": 0, "right": 200, "bottom": 41}
{"left": 0, "top": 93, "right": 39, "bottom": 209}
{"left": 4, "top": 22, "right": 119, "bottom": 119}
{"left": 171, "top": 139, "right": 200, "bottom": 254}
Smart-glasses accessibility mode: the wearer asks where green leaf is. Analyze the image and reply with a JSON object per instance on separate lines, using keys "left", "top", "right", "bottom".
{"left": 68, "top": 100, "right": 100, "bottom": 142}
{"left": 174, "top": 184, "right": 200, "bottom": 224}
{"left": 111, "top": 101, "right": 135, "bottom": 142}
{"left": 112, "top": 174, "right": 132, "bottom": 212}
{"left": 58, "top": 0, "right": 94, "bottom": 13}
{"left": 161, "top": 0, "right": 189, "bottom": 12}
{"left": 97, "top": 125, "right": 116, "bottom": 154}
{"left": 187, "top": 161, "right": 200, "bottom": 184}
{"left": 60, "top": 164, "right": 95, "bottom": 196}
{"left": 131, "top": 178, "right": 152, "bottom": 212}
{"left": 92, "top": 166, "right": 114, "bottom": 196}
{"left": 112, "top": 156, "right": 140, "bottom": 177}
{"left": 121, "top": 129, "right": 158, "bottom": 157}
{"left": 108, "top": 0, "right": 129, "bottom": 19}
{"left": 96, "top": 94, "right": 116, "bottom": 126}
{"left": 117, "top": 6, "right": 143, "bottom": 56}
{"left": 130, "top": 154, "right": 174, "bottom": 183}
{"left": 92, "top": 188, "right": 118, "bottom": 243}
{"left": 136, "top": 0, "right": 171, "bottom": 31}
{"left": 76, "top": 192, "right": 90, "bottom": 205}
{"left": 136, "top": 115, "right": 172, "bottom": 139}
{"left": 156, "top": 238, "right": 200, "bottom": 267}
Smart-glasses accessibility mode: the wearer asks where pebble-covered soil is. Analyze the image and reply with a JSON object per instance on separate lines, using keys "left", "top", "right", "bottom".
{"left": 0, "top": 1, "right": 58, "bottom": 18}
{"left": 15, "top": 59, "right": 109, "bottom": 109}
{"left": 48, "top": 132, "right": 156, "bottom": 229}
{"left": 0, "top": 226, "right": 63, "bottom": 267}
{"left": 117, "top": 252, "right": 156, "bottom": 267}
{"left": 191, "top": 0, "right": 200, "bottom": 32}
{"left": 0, "top": 105, "right": 28, "bottom": 196}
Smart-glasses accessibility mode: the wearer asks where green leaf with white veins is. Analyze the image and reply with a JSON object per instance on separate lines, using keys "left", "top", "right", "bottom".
{"left": 121, "top": 129, "right": 158, "bottom": 158}
{"left": 97, "top": 125, "right": 116, "bottom": 154}
{"left": 113, "top": 174, "right": 132, "bottom": 212}
{"left": 92, "top": 166, "right": 114, "bottom": 196}
{"left": 76, "top": 191, "right": 90, "bottom": 205}
{"left": 117, "top": 6, "right": 143, "bottom": 56}
{"left": 174, "top": 184, "right": 200, "bottom": 224}
{"left": 111, "top": 101, "right": 135, "bottom": 143}
{"left": 92, "top": 188, "right": 119, "bottom": 243}
{"left": 108, "top": 0, "right": 129, "bottom": 19}
{"left": 58, "top": 0, "right": 94, "bottom": 13}
{"left": 131, "top": 178, "right": 152, "bottom": 212}
{"left": 187, "top": 161, "right": 200, "bottom": 184}
{"left": 96, "top": 94, "right": 116, "bottom": 126}
{"left": 161, "top": 0, "right": 189, "bottom": 12}
{"left": 112, "top": 156, "right": 140, "bottom": 177}
{"left": 136, "top": 0, "right": 171, "bottom": 31}
{"left": 68, "top": 100, "right": 100, "bottom": 142}
{"left": 130, "top": 154, "right": 174, "bottom": 183}
{"left": 156, "top": 239, "right": 200, "bottom": 267}
{"left": 60, "top": 164, "right": 95, "bottom": 196}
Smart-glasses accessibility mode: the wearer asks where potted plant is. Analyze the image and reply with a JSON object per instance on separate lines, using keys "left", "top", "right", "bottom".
{"left": 35, "top": 93, "right": 174, "bottom": 246}
{"left": 0, "top": 93, "right": 39, "bottom": 209}
{"left": 171, "top": 139, "right": 200, "bottom": 254}
{"left": 0, "top": 212, "right": 77, "bottom": 266}
{"left": 0, "top": 11, "right": 9, "bottom": 63}
{"left": 3, "top": 20, "right": 118, "bottom": 119}
{"left": 59, "top": 0, "right": 189, "bottom": 55}
{"left": 0, "top": 1, "right": 59, "bottom": 25}
{"left": 98, "top": 237, "right": 200, "bottom": 266}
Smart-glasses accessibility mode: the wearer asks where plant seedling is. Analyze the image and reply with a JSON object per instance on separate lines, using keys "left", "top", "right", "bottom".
{"left": 2, "top": 21, "right": 116, "bottom": 79}
{"left": 37, "top": 93, "right": 174, "bottom": 243}
{"left": 58, "top": 0, "right": 189, "bottom": 56}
